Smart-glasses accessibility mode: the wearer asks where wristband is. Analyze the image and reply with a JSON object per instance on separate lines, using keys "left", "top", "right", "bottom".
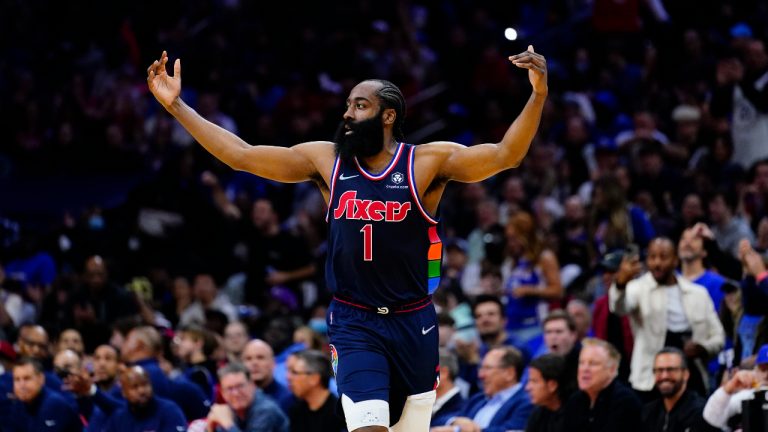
{"left": 757, "top": 270, "right": 768, "bottom": 283}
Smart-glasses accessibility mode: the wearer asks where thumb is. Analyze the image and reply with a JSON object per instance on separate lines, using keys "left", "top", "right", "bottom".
{"left": 528, "top": 45, "right": 534, "bottom": 53}
{"left": 174, "top": 58, "right": 181, "bottom": 80}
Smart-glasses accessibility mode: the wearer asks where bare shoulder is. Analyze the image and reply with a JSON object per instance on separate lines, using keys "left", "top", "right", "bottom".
{"left": 292, "top": 140, "right": 336, "bottom": 168}
{"left": 414, "top": 141, "right": 466, "bottom": 160}
{"left": 292, "top": 140, "right": 335, "bottom": 156}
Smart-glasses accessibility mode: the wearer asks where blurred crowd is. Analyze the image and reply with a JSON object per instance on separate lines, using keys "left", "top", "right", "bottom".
{"left": 1, "top": 0, "right": 768, "bottom": 431}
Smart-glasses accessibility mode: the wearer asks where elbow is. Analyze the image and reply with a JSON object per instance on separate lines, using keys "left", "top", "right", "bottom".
{"left": 505, "top": 154, "right": 524, "bottom": 169}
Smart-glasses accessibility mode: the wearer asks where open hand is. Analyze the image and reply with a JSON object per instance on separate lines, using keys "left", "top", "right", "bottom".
{"left": 616, "top": 254, "right": 643, "bottom": 286}
{"left": 510, "top": 46, "right": 548, "bottom": 95}
{"left": 739, "top": 238, "right": 766, "bottom": 276}
{"left": 147, "top": 51, "right": 182, "bottom": 109}
{"left": 723, "top": 369, "right": 758, "bottom": 394}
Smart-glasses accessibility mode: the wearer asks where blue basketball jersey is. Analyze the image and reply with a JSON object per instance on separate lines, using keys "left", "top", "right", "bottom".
{"left": 325, "top": 142, "right": 442, "bottom": 306}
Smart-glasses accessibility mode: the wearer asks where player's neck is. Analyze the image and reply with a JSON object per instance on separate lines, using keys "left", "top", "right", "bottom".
{"left": 358, "top": 138, "right": 399, "bottom": 174}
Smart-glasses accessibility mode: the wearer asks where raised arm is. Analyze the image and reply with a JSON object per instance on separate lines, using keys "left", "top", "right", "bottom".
{"left": 436, "top": 45, "right": 547, "bottom": 183}
{"left": 146, "top": 51, "right": 332, "bottom": 184}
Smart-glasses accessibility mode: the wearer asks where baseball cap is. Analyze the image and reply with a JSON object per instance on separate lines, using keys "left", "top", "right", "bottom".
{"left": 597, "top": 250, "right": 624, "bottom": 272}
{"left": 757, "top": 344, "right": 768, "bottom": 365}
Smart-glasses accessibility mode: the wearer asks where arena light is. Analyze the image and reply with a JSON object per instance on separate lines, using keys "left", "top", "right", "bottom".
{"left": 504, "top": 27, "right": 518, "bottom": 41}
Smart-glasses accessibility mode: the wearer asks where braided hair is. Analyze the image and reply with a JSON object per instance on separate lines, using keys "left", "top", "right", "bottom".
{"left": 366, "top": 79, "right": 406, "bottom": 142}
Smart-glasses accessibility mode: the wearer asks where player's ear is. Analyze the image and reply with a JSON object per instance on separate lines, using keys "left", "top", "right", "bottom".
{"left": 382, "top": 108, "right": 396, "bottom": 125}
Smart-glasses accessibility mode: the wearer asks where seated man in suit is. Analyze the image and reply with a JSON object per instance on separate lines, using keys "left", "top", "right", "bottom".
{"left": 433, "top": 346, "right": 533, "bottom": 432}
{"left": 431, "top": 348, "right": 466, "bottom": 427}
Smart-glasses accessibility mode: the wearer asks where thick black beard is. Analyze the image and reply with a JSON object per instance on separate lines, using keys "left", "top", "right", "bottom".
{"left": 334, "top": 113, "right": 385, "bottom": 164}
{"left": 128, "top": 397, "right": 154, "bottom": 417}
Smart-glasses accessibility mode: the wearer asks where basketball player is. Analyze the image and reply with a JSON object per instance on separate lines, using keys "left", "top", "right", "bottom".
{"left": 147, "top": 46, "right": 547, "bottom": 432}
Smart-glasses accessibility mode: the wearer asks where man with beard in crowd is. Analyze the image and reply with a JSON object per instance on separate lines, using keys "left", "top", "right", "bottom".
{"left": 641, "top": 347, "right": 718, "bottom": 432}
{"left": 103, "top": 365, "right": 187, "bottom": 432}
{"left": 148, "top": 44, "right": 548, "bottom": 432}
{"left": 611, "top": 237, "right": 724, "bottom": 399}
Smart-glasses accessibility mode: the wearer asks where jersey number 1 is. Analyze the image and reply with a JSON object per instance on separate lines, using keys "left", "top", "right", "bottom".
{"left": 360, "top": 224, "right": 373, "bottom": 261}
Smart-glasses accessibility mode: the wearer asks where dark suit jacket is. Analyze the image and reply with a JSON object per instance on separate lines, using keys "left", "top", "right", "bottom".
{"left": 431, "top": 389, "right": 467, "bottom": 427}
{"left": 460, "top": 385, "right": 533, "bottom": 432}
{"left": 563, "top": 379, "right": 642, "bottom": 432}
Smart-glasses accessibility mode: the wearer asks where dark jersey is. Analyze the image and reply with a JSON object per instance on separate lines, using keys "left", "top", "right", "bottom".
{"left": 325, "top": 142, "right": 442, "bottom": 305}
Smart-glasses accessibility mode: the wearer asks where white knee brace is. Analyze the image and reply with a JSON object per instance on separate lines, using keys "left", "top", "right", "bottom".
{"left": 341, "top": 394, "right": 390, "bottom": 431}
{"left": 389, "top": 390, "right": 436, "bottom": 432}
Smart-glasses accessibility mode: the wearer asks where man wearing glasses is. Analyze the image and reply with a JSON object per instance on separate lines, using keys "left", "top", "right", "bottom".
{"left": 207, "top": 362, "right": 288, "bottom": 432}
{"left": 641, "top": 347, "right": 718, "bottom": 432}
{"left": 286, "top": 350, "right": 345, "bottom": 432}
{"left": 0, "top": 324, "right": 64, "bottom": 408}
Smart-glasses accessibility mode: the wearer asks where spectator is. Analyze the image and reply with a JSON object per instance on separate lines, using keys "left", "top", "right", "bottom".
{"left": 436, "top": 346, "right": 533, "bottom": 432}
{"left": 241, "top": 339, "right": 295, "bottom": 415}
{"left": 524, "top": 354, "right": 566, "bottom": 432}
{"left": 121, "top": 325, "right": 211, "bottom": 421}
{"left": 55, "top": 329, "right": 85, "bottom": 356}
{"left": 286, "top": 350, "right": 345, "bottom": 432}
{"left": 467, "top": 198, "right": 504, "bottom": 265}
{"left": 175, "top": 323, "right": 218, "bottom": 399}
{"left": 6, "top": 324, "right": 64, "bottom": 390}
{"left": 550, "top": 195, "right": 590, "bottom": 273}
{"left": 71, "top": 255, "right": 139, "bottom": 351}
{"left": 641, "top": 347, "right": 717, "bottom": 432}
{"left": 708, "top": 189, "right": 755, "bottom": 258}
{"left": 565, "top": 299, "right": 592, "bottom": 340}
{"left": 207, "top": 362, "right": 289, "bottom": 432}
{"left": 455, "top": 295, "right": 519, "bottom": 393}
{"left": 224, "top": 321, "right": 250, "bottom": 364}
{"left": 0, "top": 263, "right": 24, "bottom": 332}
{"left": 610, "top": 237, "right": 725, "bottom": 398}
{"left": 245, "top": 199, "right": 316, "bottom": 309}
{"left": 91, "top": 344, "right": 120, "bottom": 395}
{"left": 472, "top": 295, "right": 518, "bottom": 357}
{"left": 6, "top": 358, "right": 82, "bottom": 431}
{"left": 431, "top": 348, "right": 466, "bottom": 428}
{"left": 179, "top": 272, "right": 238, "bottom": 326}
{"left": 436, "top": 312, "right": 456, "bottom": 349}
{"left": 588, "top": 175, "right": 655, "bottom": 256}
{"left": 702, "top": 344, "right": 768, "bottom": 431}
{"left": 734, "top": 239, "right": 768, "bottom": 366}
{"left": 591, "top": 252, "right": 636, "bottom": 382}
{"left": 710, "top": 40, "right": 768, "bottom": 169}
{"left": 103, "top": 365, "right": 187, "bottom": 432}
{"left": 563, "top": 338, "right": 642, "bottom": 432}
{"left": 501, "top": 212, "right": 563, "bottom": 352}
{"left": 541, "top": 311, "right": 580, "bottom": 399}
{"left": 52, "top": 349, "right": 80, "bottom": 383}
{"left": 678, "top": 225, "right": 727, "bottom": 311}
